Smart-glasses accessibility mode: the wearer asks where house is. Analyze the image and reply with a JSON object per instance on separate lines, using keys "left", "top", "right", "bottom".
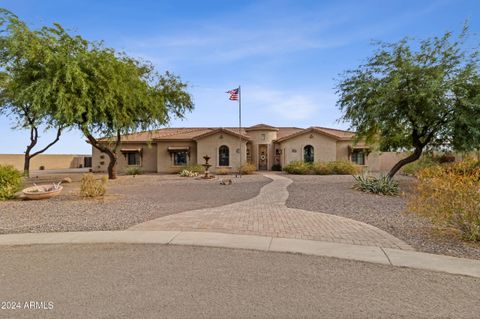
{"left": 91, "top": 123, "right": 373, "bottom": 173}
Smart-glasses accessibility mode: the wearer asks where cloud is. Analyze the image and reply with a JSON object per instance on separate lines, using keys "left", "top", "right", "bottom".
{"left": 245, "top": 87, "right": 338, "bottom": 121}
{"left": 120, "top": 2, "right": 358, "bottom": 65}
{"left": 119, "top": 0, "right": 453, "bottom": 67}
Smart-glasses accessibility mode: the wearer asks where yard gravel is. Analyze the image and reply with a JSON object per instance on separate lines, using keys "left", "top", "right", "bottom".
{"left": 0, "top": 174, "right": 270, "bottom": 234}
{"left": 285, "top": 174, "right": 480, "bottom": 260}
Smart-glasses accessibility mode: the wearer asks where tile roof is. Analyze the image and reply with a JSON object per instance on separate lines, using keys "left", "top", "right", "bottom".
{"left": 275, "top": 126, "right": 355, "bottom": 142}
{"left": 98, "top": 124, "right": 354, "bottom": 142}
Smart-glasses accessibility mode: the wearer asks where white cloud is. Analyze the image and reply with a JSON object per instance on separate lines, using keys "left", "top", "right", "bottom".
{"left": 119, "top": 0, "right": 452, "bottom": 67}
{"left": 119, "top": 3, "right": 357, "bottom": 65}
{"left": 245, "top": 87, "right": 337, "bottom": 121}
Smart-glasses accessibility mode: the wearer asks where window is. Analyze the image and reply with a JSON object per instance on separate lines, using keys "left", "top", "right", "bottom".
{"left": 173, "top": 151, "right": 188, "bottom": 166}
{"left": 127, "top": 152, "right": 141, "bottom": 166}
{"left": 219, "top": 145, "right": 229, "bottom": 166}
{"left": 303, "top": 145, "right": 314, "bottom": 163}
{"left": 351, "top": 150, "right": 365, "bottom": 165}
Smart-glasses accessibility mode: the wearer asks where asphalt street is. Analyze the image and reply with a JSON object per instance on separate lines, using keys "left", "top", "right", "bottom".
{"left": 0, "top": 244, "right": 479, "bottom": 318}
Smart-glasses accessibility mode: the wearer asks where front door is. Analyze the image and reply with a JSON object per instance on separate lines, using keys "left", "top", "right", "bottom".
{"left": 258, "top": 145, "right": 268, "bottom": 170}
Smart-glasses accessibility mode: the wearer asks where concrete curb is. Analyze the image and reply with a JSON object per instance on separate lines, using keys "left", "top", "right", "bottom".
{"left": 0, "top": 230, "right": 479, "bottom": 278}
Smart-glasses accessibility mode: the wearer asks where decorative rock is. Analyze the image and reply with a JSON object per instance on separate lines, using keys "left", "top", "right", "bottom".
{"left": 220, "top": 178, "right": 232, "bottom": 185}
{"left": 62, "top": 177, "right": 72, "bottom": 183}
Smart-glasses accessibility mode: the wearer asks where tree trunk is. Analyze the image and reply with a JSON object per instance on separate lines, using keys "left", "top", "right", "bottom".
{"left": 83, "top": 129, "right": 121, "bottom": 180}
{"left": 106, "top": 152, "right": 117, "bottom": 180}
{"left": 23, "top": 127, "right": 62, "bottom": 177}
{"left": 387, "top": 146, "right": 423, "bottom": 179}
{"left": 23, "top": 126, "right": 37, "bottom": 178}
{"left": 23, "top": 153, "right": 31, "bottom": 177}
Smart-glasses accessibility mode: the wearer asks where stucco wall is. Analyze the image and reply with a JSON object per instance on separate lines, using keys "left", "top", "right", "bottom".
{"left": 366, "top": 152, "right": 410, "bottom": 172}
{"left": 196, "top": 133, "right": 248, "bottom": 173}
{"left": 92, "top": 143, "right": 157, "bottom": 173}
{"left": 335, "top": 141, "right": 351, "bottom": 161}
{"left": 156, "top": 141, "right": 197, "bottom": 173}
{"left": 279, "top": 132, "right": 337, "bottom": 166}
{"left": 245, "top": 130, "right": 278, "bottom": 170}
{"left": 0, "top": 154, "right": 89, "bottom": 171}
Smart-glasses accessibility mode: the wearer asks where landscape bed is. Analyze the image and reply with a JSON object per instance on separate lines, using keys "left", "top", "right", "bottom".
{"left": 0, "top": 174, "right": 271, "bottom": 234}
{"left": 286, "top": 174, "right": 480, "bottom": 260}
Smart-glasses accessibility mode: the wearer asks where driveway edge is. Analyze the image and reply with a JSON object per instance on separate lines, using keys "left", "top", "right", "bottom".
{"left": 0, "top": 230, "right": 479, "bottom": 278}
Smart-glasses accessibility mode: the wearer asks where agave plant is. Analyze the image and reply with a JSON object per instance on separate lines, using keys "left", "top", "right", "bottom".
{"left": 353, "top": 172, "right": 399, "bottom": 196}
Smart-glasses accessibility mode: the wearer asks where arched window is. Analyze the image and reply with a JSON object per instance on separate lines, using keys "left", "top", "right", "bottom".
{"left": 304, "top": 145, "right": 314, "bottom": 163}
{"left": 219, "top": 145, "right": 230, "bottom": 166}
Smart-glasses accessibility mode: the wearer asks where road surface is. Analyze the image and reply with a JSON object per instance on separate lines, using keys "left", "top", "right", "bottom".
{"left": 0, "top": 244, "right": 478, "bottom": 318}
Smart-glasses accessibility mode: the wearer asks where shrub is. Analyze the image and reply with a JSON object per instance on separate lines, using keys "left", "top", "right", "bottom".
{"left": 126, "top": 167, "right": 142, "bottom": 176}
{"left": 239, "top": 163, "right": 256, "bottom": 175}
{"left": 326, "top": 161, "right": 361, "bottom": 175}
{"left": 408, "top": 160, "right": 480, "bottom": 241}
{"left": 179, "top": 169, "right": 198, "bottom": 177}
{"left": 215, "top": 168, "right": 231, "bottom": 175}
{"left": 0, "top": 165, "right": 23, "bottom": 201}
{"left": 353, "top": 173, "right": 399, "bottom": 196}
{"left": 283, "top": 161, "right": 313, "bottom": 175}
{"left": 80, "top": 174, "right": 108, "bottom": 198}
{"left": 284, "top": 160, "right": 360, "bottom": 175}
{"left": 312, "top": 162, "right": 332, "bottom": 175}
{"left": 182, "top": 164, "right": 204, "bottom": 173}
{"left": 401, "top": 155, "right": 439, "bottom": 176}
{"left": 271, "top": 164, "right": 282, "bottom": 171}
{"left": 437, "top": 153, "right": 455, "bottom": 163}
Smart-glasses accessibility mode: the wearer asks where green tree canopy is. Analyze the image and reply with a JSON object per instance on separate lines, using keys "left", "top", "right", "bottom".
{"left": 67, "top": 46, "right": 194, "bottom": 179}
{"left": 1, "top": 8, "right": 193, "bottom": 179}
{"left": 336, "top": 28, "right": 480, "bottom": 178}
{"left": 0, "top": 9, "right": 87, "bottom": 175}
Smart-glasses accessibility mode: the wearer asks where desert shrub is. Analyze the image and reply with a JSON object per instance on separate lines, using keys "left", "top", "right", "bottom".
{"left": 312, "top": 162, "right": 332, "bottom": 175}
{"left": 271, "top": 164, "right": 282, "bottom": 171}
{"left": 401, "top": 155, "right": 439, "bottom": 176}
{"left": 353, "top": 173, "right": 399, "bottom": 196}
{"left": 284, "top": 160, "right": 360, "bottom": 175}
{"left": 283, "top": 161, "right": 313, "bottom": 174}
{"left": 179, "top": 169, "right": 198, "bottom": 177}
{"left": 437, "top": 153, "right": 456, "bottom": 163}
{"left": 126, "top": 167, "right": 142, "bottom": 176}
{"left": 239, "top": 163, "right": 256, "bottom": 175}
{"left": 0, "top": 165, "right": 23, "bottom": 200}
{"left": 80, "top": 174, "right": 108, "bottom": 198}
{"left": 326, "top": 161, "right": 360, "bottom": 175}
{"left": 215, "top": 168, "right": 231, "bottom": 175}
{"left": 182, "top": 164, "right": 204, "bottom": 173}
{"left": 408, "top": 160, "right": 480, "bottom": 241}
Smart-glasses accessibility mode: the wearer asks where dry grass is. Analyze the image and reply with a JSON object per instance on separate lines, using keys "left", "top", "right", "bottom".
{"left": 80, "top": 174, "right": 108, "bottom": 198}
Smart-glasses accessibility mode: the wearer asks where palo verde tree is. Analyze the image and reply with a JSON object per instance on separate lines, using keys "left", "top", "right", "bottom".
{"left": 1, "top": 9, "right": 193, "bottom": 179}
{"left": 0, "top": 9, "right": 86, "bottom": 176}
{"left": 59, "top": 44, "right": 193, "bottom": 179}
{"left": 336, "top": 27, "right": 480, "bottom": 178}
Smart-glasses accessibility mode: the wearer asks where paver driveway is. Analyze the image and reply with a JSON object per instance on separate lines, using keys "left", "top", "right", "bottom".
{"left": 129, "top": 174, "right": 412, "bottom": 250}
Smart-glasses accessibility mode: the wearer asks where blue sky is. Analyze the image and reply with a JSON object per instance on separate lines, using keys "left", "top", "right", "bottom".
{"left": 1, "top": 0, "right": 479, "bottom": 154}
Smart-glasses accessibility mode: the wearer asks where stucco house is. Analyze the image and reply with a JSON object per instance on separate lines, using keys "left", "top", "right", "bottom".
{"left": 92, "top": 123, "right": 372, "bottom": 173}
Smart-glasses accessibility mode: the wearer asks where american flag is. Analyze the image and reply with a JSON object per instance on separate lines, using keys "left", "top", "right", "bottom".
{"left": 226, "top": 88, "right": 239, "bottom": 101}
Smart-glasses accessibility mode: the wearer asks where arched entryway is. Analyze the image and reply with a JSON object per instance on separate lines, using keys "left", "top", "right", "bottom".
{"left": 219, "top": 145, "right": 230, "bottom": 166}
{"left": 304, "top": 145, "right": 314, "bottom": 163}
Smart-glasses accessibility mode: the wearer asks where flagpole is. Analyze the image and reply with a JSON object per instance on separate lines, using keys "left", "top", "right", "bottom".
{"left": 238, "top": 85, "right": 242, "bottom": 178}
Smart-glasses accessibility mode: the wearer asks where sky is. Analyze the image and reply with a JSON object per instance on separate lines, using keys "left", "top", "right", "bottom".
{"left": 0, "top": 0, "right": 479, "bottom": 154}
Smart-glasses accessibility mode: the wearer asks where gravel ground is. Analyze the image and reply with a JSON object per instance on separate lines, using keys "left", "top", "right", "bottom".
{"left": 286, "top": 174, "right": 480, "bottom": 260}
{"left": 0, "top": 174, "right": 270, "bottom": 234}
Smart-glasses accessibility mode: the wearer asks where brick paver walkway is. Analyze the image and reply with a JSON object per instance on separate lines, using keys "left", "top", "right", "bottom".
{"left": 129, "top": 174, "right": 412, "bottom": 250}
